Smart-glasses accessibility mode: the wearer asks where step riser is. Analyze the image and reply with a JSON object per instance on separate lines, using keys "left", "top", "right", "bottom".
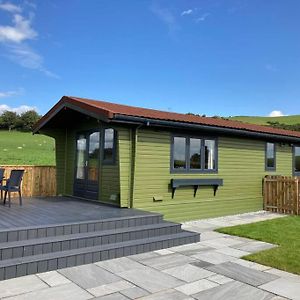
{"left": 0, "top": 234, "right": 200, "bottom": 280}
{"left": 0, "top": 215, "right": 163, "bottom": 243}
{"left": 0, "top": 225, "right": 182, "bottom": 259}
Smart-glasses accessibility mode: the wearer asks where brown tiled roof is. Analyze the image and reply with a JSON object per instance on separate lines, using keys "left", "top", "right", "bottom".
{"left": 34, "top": 95, "right": 300, "bottom": 139}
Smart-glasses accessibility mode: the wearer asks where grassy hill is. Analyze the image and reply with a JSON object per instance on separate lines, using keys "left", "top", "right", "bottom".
{"left": 0, "top": 131, "right": 55, "bottom": 165}
{"left": 230, "top": 115, "right": 300, "bottom": 126}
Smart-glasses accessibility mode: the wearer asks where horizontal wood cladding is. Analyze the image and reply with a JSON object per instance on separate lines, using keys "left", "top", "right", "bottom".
{"left": 131, "top": 129, "right": 293, "bottom": 221}
{"left": 47, "top": 120, "right": 121, "bottom": 204}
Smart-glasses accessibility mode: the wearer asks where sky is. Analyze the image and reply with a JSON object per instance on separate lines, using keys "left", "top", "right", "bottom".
{"left": 0, "top": 0, "right": 300, "bottom": 117}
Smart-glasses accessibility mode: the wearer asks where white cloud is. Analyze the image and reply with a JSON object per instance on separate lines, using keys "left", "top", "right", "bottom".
{"left": 196, "top": 13, "right": 210, "bottom": 22}
{"left": 268, "top": 110, "right": 286, "bottom": 117}
{"left": 0, "top": 2, "right": 21, "bottom": 13}
{"left": 150, "top": 4, "right": 179, "bottom": 35}
{"left": 0, "top": 104, "right": 37, "bottom": 114}
{"left": 0, "top": 14, "right": 37, "bottom": 43}
{"left": 0, "top": 89, "right": 21, "bottom": 98}
{"left": 0, "top": 2, "right": 58, "bottom": 78}
{"left": 181, "top": 9, "right": 193, "bottom": 16}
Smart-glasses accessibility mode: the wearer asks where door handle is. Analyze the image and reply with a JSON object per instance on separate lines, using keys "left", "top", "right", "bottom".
{"left": 85, "top": 161, "right": 88, "bottom": 167}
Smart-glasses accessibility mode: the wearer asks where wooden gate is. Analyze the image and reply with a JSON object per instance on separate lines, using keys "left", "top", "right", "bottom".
{"left": 263, "top": 175, "right": 300, "bottom": 215}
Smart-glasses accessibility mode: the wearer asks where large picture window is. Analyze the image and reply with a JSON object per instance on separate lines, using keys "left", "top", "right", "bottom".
{"left": 294, "top": 146, "right": 300, "bottom": 175}
{"left": 171, "top": 135, "right": 217, "bottom": 173}
{"left": 265, "top": 142, "right": 276, "bottom": 171}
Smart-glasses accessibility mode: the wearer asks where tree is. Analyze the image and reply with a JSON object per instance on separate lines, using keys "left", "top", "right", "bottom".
{"left": 19, "top": 110, "right": 41, "bottom": 131}
{"left": 0, "top": 111, "right": 18, "bottom": 131}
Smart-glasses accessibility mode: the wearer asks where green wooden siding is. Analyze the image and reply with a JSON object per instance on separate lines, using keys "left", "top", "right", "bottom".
{"left": 43, "top": 119, "right": 120, "bottom": 205}
{"left": 130, "top": 128, "right": 293, "bottom": 222}
{"left": 118, "top": 127, "right": 132, "bottom": 207}
{"left": 43, "top": 120, "right": 294, "bottom": 222}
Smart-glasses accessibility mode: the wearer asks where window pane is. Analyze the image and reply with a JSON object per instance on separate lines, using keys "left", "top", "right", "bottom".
{"left": 266, "top": 143, "right": 275, "bottom": 168}
{"left": 190, "top": 138, "right": 201, "bottom": 169}
{"left": 76, "top": 134, "right": 86, "bottom": 179}
{"left": 88, "top": 131, "right": 100, "bottom": 181}
{"left": 295, "top": 146, "right": 300, "bottom": 173}
{"left": 103, "top": 128, "right": 115, "bottom": 161}
{"left": 173, "top": 137, "right": 186, "bottom": 169}
{"left": 204, "top": 140, "right": 216, "bottom": 170}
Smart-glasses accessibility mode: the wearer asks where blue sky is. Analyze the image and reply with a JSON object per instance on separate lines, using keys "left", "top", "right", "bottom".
{"left": 0, "top": 0, "right": 300, "bottom": 117}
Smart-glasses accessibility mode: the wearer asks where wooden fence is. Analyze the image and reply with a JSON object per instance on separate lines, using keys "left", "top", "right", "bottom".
{"left": 263, "top": 175, "right": 300, "bottom": 215}
{"left": 0, "top": 165, "right": 56, "bottom": 197}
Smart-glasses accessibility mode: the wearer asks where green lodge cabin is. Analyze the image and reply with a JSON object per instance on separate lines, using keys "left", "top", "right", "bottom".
{"left": 33, "top": 96, "right": 300, "bottom": 222}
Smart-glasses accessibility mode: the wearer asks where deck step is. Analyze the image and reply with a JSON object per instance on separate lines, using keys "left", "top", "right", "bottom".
{"left": 0, "top": 222, "right": 181, "bottom": 259}
{"left": 0, "top": 213, "right": 163, "bottom": 243}
{"left": 0, "top": 230, "right": 199, "bottom": 280}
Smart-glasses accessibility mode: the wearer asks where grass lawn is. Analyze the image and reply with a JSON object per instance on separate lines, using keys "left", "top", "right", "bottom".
{"left": 216, "top": 216, "right": 300, "bottom": 275}
{"left": 230, "top": 115, "right": 300, "bottom": 125}
{"left": 0, "top": 130, "right": 55, "bottom": 165}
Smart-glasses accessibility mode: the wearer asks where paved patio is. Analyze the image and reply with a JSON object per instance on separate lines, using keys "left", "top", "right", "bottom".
{"left": 0, "top": 211, "right": 299, "bottom": 300}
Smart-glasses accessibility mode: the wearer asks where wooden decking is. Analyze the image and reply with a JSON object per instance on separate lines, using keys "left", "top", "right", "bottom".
{"left": 0, "top": 196, "right": 152, "bottom": 229}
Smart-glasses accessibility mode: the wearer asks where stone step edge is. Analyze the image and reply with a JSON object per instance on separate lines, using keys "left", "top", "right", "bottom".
{"left": 0, "top": 231, "right": 200, "bottom": 269}
{"left": 0, "top": 212, "right": 162, "bottom": 233}
{"left": 0, "top": 214, "right": 163, "bottom": 243}
{"left": 0, "top": 221, "right": 181, "bottom": 250}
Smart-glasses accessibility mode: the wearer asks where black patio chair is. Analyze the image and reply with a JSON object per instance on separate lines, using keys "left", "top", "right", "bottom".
{"left": 0, "top": 168, "right": 5, "bottom": 200}
{"left": 0, "top": 170, "right": 24, "bottom": 207}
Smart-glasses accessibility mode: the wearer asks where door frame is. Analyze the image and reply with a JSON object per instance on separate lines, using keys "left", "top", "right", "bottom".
{"left": 73, "top": 128, "right": 102, "bottom": 200}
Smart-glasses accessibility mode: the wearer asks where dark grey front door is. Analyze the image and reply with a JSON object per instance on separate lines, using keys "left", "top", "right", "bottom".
{"left": 74, "top": 131, "right": 100, "bottom": 200}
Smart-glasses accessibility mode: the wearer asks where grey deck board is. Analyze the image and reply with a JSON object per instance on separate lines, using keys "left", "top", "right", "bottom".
{"left": 0, "top": 196, "right": 155, "bottom": 230}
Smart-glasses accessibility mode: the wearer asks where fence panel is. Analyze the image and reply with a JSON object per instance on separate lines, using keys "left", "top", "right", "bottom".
{"left": 0, "top": 165, "right": 56, "bottom": 197}
{"left": 263, "top": 175, "right": 299, "bottom": 215}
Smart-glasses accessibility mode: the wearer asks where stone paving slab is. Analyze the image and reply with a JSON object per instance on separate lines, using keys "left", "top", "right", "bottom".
{"left": 0, "top": 275, "right": 48, "bottom": 298}
{"left": 175, "top": 278, "right": 219, "bottom": 295}
{"left": 95, "top": 257, "right": 145, "bottom": 274}
{"left": 140, "top": 253, "right": 196, "bottom": 270}
{"left": 215, "top": 246, "right": 250, "bottom": 258}
{"left": 162, "top": 264, "right": 215, "bottom": 282}
{"left": 4, "top": 283, "right": 93, "bottom": 300}
{"left": 138, "top": 289, "right": 193, "bottom": 300}
{"left": 87, "top": 280, "right": 134, "bottom": 297}
{"left": 232, "top": 240, "right": 276, "bottom": 253}
{"left": 200, "top": 237, "right": 245, "bottom": 249}
{"left": 0, "top": 211, "right": 297, "bottom": 300}
{"left": 120, "top": 286, "right": 150, "bottom": 299}
{"left": 117, "top": 265, "right": 185, "bottom": 293}
{"left": 192, "top": 250, "right": 237, "bottom": 264}
{"left": 206, "top": 262, "right": 279, "bottom": 286}
{"left": 93, "top": 293, "right": 129, "bottom": 300}
{"left": 193, "top": 280, "right": 274, "bottom": 300}
{"left": 260, "top": 278, "right": 300, "bottom": 300}
{"left": 37, "top": 270, "right": 71, "bottom": 287}
{"left": 58, "top": 264, "right": 121, "bottom": 289}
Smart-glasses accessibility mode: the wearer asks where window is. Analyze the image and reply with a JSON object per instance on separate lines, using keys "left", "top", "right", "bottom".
{"left": 103, "top": 128, "right": 116, "bottom": 163}
{"left": 75, "top": 134, "right": 86, "bottom": 179}
{"left": 190, "top": 138, "right": 201, "bottom": 169}
{"left": 171, "top": 135, "right": 217, "bottom": 173}
{"left": 294, "top": 146, "right": 300, "bottom": 175}
{"left": 204, "top": 139, "right": 216, "bottom": 170}
{"left": 173, "top": 137, "right": 187, "bottom": 169}
{"left": 265, "top": 142, "right": 276, "bottom": 171}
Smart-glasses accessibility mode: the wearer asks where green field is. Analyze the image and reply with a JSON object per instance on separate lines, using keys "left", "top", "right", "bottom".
{"left": 0, "top": 131, "right": 55, "bottom": 165}
{"left": 230, "top": 115, "right": 300, "bottom": 125}
{"left": 217, "top": 216, "right": 300, "bottom": 274}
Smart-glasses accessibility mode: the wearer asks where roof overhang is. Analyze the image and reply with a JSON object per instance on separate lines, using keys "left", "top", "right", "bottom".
{"left": 113, "top": 114, "right": 300, "bottom": 144}
{"left": 33, "top": 96, "right": 114, "bottom": 133}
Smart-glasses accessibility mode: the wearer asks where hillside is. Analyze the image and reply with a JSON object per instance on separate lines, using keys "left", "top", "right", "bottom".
{"left": 230, "top": 115, "right": 300, "bottom": 126}
{"left": 0, "top": 131, "right": 55, "bottom": 165}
